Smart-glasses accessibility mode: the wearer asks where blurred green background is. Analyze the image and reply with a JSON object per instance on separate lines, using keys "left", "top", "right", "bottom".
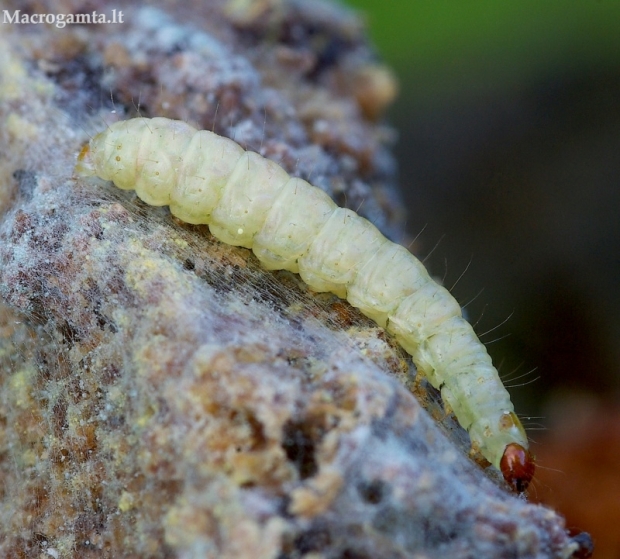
{"left": 343, "top": 1, "right": 620, "bottom": 552}
{"left": 348, "top": 0, "right": 620, "bottom": 105}
{"left": 345, "top": 0, "right": 620, "bottom": 406}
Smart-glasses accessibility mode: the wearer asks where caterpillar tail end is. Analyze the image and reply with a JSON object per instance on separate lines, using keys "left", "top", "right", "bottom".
{"left": 500, "top": 443, "right": 535, "bottom": 493}
{"left": 74, "top": 143, "right": 96, "bottom": 177}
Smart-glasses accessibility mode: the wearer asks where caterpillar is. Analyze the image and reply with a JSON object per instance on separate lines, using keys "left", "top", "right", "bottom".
{"left": 75, "top": 117, "right": 535, "bottom": 492}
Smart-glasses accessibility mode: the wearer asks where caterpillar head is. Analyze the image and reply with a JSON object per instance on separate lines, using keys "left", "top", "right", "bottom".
{"left": 500, "top": 443, "right": 535, "bottom": 492}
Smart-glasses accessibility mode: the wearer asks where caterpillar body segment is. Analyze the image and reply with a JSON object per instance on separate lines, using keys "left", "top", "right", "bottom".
{"left": 347, "top": 243, "right": 432, "bottom": 328}
{"left": 298, "top": 208, "right": 388, "bottom": 299}
{"left": 170, "top": 130, "right": 244, "bottom": 224}
{"left": 75, "top": 117, "right": 534, "bottom": 491}
{"left": 253, "top": 178, "right": 337, "bottom": 273}
{"left": 210, "top": 152, "right": 290, "bottom": 248}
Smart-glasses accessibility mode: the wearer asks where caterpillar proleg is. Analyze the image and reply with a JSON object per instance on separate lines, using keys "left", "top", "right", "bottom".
{"left": 75, "top": 117, "right": 535, "bottom": 492}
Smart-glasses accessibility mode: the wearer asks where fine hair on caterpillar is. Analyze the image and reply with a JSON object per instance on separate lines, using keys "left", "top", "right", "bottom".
{"left": 74, "top": 116, "right": 535, "bottom": 492}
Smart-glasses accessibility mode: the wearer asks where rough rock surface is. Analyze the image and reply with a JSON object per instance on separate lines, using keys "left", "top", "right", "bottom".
{"left": 0, "top": 0, "right": 587, "bottom": 558}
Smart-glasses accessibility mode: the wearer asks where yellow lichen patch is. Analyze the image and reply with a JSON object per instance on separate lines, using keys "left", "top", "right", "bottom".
{"left": 135, "top": 403, "right": 158, "bottom": 429}
{"left": 118, "top": 491, "right": 136, "bottom": 512}
{"left": 122, "top": 239, "right": 194, "bottom": 301}
{"left": 8, "top": 367, "right": 36, "bottom": 409}
{"left": 123, "top": 252, "right": 168, "bottom": 292}
{"left": 6, "top": 113, "right": 39, "bottom": 141}
{"left": 21, "top": 448, "right": 40, "bottom": 468}
{"left": 173, "top": 237, "right": 189, "bottom": 249}
{"left": 0, "top": 37, "right": 54, "bottom": 101}
{"left": 0, "top": 38, "right": 28, "bottom": 101}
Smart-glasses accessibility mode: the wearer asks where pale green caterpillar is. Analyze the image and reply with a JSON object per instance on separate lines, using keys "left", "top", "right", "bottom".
{"left": 75, "top": 117, "right": 535, "bottom": 492}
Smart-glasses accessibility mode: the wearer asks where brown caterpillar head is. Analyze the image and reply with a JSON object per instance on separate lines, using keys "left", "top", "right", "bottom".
{"left": 500, "top": 443, "right": 535, "bottom": 492}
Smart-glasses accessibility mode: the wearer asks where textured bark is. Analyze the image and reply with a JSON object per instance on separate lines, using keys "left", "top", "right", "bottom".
{"left": 0, "top": 0, "right": 589, "bottom": 558}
